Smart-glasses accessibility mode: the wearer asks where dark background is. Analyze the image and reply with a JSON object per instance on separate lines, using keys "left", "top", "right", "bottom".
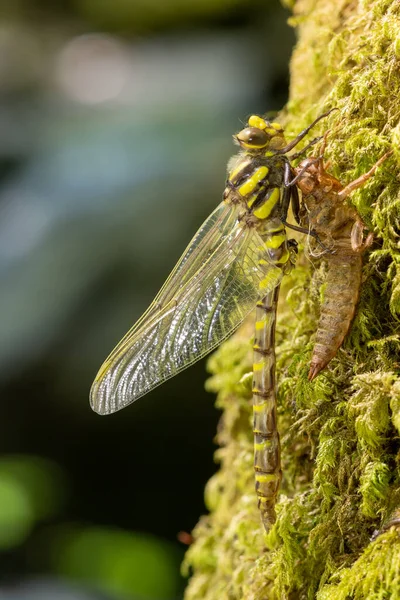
{"left": 0, "top": 1, "right": 294, "bottom": 598}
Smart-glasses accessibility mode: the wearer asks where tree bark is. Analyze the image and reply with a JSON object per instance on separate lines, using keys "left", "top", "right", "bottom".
{"left": 183, "top": 1, "right": 400, "bottom": 598}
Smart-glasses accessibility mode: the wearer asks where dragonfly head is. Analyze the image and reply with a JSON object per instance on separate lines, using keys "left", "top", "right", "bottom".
{"left": 234, "top": 116, "right": 287, "bottom": 153}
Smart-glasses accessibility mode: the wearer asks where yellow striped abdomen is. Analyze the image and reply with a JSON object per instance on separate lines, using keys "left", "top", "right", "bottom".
{"left": 253, "top": 220, "right": 293, "bottom": 531}
{"left": 253, "top": 287, "right": 281, "bottom": 530}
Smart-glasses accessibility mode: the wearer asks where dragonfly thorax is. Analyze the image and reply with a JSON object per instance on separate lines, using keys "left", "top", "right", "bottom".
{"left": 224, "top": 151, "right": 285, "bottom": 223}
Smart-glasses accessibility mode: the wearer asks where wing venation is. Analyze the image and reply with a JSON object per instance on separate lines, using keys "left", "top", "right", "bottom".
{"left": 90, "top": 203, "right": 284, "bottom": 414}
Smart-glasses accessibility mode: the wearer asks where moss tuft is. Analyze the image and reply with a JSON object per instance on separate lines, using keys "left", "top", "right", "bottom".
{"left": 317, "top": 529, "right": 400, "bottom": 600}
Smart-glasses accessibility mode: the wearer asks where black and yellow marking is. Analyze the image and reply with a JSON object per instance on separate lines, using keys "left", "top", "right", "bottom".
{"left": 224, "top": 113, "right": 308, "bottom": 531}
{"left": 251, "top": 221, "right": 293, "bottom": 531}
{"left": 252, "top": 187, "right": 280, "bottom": 219}
{"left": 239, "top": 166, "right": 269, "bottom": 198}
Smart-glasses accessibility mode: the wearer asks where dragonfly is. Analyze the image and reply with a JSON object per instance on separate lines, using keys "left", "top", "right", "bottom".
{"left": 90, "top": 110, "right": 333, "bottom": 531}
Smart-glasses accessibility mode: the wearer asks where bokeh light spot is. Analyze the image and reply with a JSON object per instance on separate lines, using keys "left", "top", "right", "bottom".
{"left": 53, "top": 526, "right": 181, "bottom": 599}
{"left": 56, "top": 34, "right": 130, "bottom": 104}
{"left": 0, "top": 455, "right": 66, "bottom": 521}
{"left": 0, "top": 474, "right": 33, "bottom": 549}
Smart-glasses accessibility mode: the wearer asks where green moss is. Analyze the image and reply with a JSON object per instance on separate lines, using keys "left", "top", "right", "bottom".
{"left": 317, "top": 530, "right": 400, "bottom": 600}
{"left": 184, "top": 0, "right": 400, "bottom": 598}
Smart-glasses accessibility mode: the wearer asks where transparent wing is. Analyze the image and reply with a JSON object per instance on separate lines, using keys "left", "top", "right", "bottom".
{"left": 130, "top": 201, "right": 240, "bottom": 335}
{"left": 90, "top": 207, "right": 284, "bottom": 415}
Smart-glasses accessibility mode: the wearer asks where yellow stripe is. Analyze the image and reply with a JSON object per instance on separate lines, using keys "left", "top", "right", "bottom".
{"left": 253, "top": 187, "right": 280, "bottom": 219}
{"left": 265, "top": 224, "right": 285, "bottom": 234}
{"left": 228, "top": 156, "right": 252, "bottom": 181}
{"left": 239, "top": 166, "right": 269, "bottom": 197}
{"left": 255, "top": 440, "right": 272, "bottom": 451}
{"left": 279, "top": 248, "right": 290, "bottom": 264}
{"left": 253, "top": 403, "right": 268, "bottom": 412}
{"left": 253, "top": 361, "right": 265, "bottom": 372}
{"left": 247, "top": 193, "right": 259, "bottom": 208}
{"left": 255, "top": 473, "right": 278, "bottom": 483}
{"left": 259, "top": 275, "right": 273, "bottom": 289}
{"left": 266, "top": 234, "right": 286, "bottom": 249}
{"left": 258, "top": 258, "right": 268, "bottom": 265}
{"left": 228, "top": 165, "right": 243, "bottom": 181}
{"left": 259, "top": 269, "right": 281, "bottom": 291}
{"left": 255, "top": 320, "right": 267, "bottom": 330}
{"left": 264, "top": 150, "right": 274, "bottom": 157}
{"left": 239, "top": 180, "right": 255, "bottom": 196}
{"left": 241, "top": 141, "right": 266, "bottom": 150}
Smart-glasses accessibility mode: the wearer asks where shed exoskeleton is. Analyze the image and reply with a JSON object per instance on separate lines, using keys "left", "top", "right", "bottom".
{"left": 294, "top": 143, "right": 392, "bottom": 380}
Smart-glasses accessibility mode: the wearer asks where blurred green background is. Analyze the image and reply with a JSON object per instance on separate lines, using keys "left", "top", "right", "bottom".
{"left": 0, "top": 0, "right": 294, "bottom": 598}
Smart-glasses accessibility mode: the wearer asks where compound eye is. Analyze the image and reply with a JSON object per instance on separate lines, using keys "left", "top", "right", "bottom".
{"left": 236, "top": 127, "right": 269, "bottom": 148}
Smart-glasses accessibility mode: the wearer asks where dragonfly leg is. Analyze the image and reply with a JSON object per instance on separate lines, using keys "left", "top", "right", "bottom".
{"left": 281, "top": 220, "right": 334, "bottom": 254}
{"left": 281, "top": 162, "right": 301, "bottom": 225}
{"left": 277, "top": 108, "right": 337, "bottom": 154}
{"left": 280, "top": 162, "right": 292, "bottom": 222}
{"left": 286, "top": 157, "right": 320, "bottom": 187}
{"left": 287, "top": 135, "right": 324, "bottom": 161}
{"left": 291, "top": 184, "right": 301, "bottom": 224}
{"left": 337, "top": 150, "right": 393, "bottom": 200}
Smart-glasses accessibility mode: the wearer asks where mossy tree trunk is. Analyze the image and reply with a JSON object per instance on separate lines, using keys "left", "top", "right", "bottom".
{"left": 183, "top": 1, "right": 400, "bottom": 598}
